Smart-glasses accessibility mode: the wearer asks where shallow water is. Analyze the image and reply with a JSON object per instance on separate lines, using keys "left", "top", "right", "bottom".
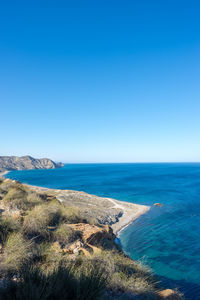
{"left": 6, "top": 163, "right": 200, "bottom": 299}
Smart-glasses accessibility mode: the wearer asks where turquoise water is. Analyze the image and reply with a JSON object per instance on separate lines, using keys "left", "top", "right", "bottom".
{"left": 5, "top": 163, "right": 200, "bottom": 299}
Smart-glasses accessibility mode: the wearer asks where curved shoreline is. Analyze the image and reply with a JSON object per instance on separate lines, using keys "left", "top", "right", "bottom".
{"left": 0, "top": 171, "right": 9, "bottom": 177}
{"left": 115, "top": 205, "right": 150, "bottom": 236}
{"left": 1, "top": 171, "right": 150, "bottom": 235}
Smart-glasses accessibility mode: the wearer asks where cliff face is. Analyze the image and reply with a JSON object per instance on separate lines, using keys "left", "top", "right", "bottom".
{"left": 0, "top": 156, "right": 64, "bottom": 171}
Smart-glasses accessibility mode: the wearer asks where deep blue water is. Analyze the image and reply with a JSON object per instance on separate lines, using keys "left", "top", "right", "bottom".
{"left": 5, "top": 163, "right": 200, "bottom": 299}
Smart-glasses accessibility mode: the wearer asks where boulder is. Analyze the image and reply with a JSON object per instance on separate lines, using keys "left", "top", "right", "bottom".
{"left": 158, "top": 289, "right": 182, "bottom": 299}
{"left": 154, "top": 203, "right": 163, "bottom": 207}
{"left": 68, "top": 223, "right": 115, "bottom": 248}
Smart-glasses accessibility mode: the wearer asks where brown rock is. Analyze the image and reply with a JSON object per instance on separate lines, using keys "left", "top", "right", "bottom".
{"left": 68, "top": 223, "right": 115, "bottom": 248}
{"left": 158, "top": 289, "right": 182, "bottom": 299}
{"left": 79, "top": 247, "right": 92, "bottom": 257}
{"left": 154, "top": 203, "right": 163, "bottom": 207}
{"left": 65, "top": 240, "right": 83, "bottom": 254}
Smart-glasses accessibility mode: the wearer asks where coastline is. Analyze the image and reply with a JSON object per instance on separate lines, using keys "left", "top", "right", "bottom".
{"left": 0, "top": 171, "right": 183, "bottom": 299}
{"left": 114, "top": 205, "right": 150, "bottom": 236}
{"left": 1, "top": 171, "right": 150, "bottom": 235}
{"left": 30, "top": 188, "right": 150, "bottom": 235}
{"left": 108, "top": 198, "right": 150, "bottom": 235}
{"left": 0, "top": 170, "right": 9, "bottom": 177}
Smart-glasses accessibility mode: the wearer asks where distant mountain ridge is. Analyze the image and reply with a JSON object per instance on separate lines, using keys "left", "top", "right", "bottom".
{"left": 0, "top": 156, "right": 64, "bottom": 171}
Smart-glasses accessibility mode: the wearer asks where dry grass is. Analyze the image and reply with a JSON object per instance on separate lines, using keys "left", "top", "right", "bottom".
{"left": 0, "top": 261, "right": 108, "bottom": 300}
{"left": 60, "top": 205, "right": 82, "bottom": 224}
{"left": 26, "top": 191, "right": 42, "bottom": 206}
{"left": 81, "top": 251, "right": 159, "bottom": 298}
{"left": 22, "top": 200, "right": 83, "bottom": 239}
{"left": 2, "top": 186, "right": 27, "bottom": 210}
{"left": 23, "top": 204, "right": 52, "bottom": 238}
{"left": 0, "top": 215, "right": 20, "bottom": 244}
{"left": 54, "top": 223, "right": 82, "bottom": 246}
{"left": 4, "top": 232, "right": 32, "bottom": 270}
{"left": 35, "top": 242, "right": 63, "bottom": 267}
{"left": 2, "top": 185, "right": 42, "bottom": 210}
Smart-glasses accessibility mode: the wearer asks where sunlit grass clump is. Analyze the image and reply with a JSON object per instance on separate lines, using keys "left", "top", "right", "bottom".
{"left": 2, "top": 184, "right": 42, "bottom": 210}
{"left": 23, "top": 201, "right": 82, "bottom": 240}
{"left": 4, "top": 232, "right": 32, "bottom": 270}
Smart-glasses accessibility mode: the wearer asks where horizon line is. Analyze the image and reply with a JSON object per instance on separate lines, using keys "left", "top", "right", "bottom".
{"left": 61, "top": 161, "right": 200, "bottom": 164}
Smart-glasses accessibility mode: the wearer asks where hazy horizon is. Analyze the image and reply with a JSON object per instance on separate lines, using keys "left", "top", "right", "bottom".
{"left": 3, "top": 156, "right": 200, "bottom": 164}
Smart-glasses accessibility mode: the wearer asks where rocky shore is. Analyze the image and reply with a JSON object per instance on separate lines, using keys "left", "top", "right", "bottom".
{"left": 54, "top": 190, "right": 149, "bottom": 235}
{"left": 0, "top": 173, "right": 182, "bottom": 299}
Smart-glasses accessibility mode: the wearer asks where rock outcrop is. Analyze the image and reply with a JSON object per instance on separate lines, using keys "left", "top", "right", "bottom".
{"left": 0, "top": 155, "right": 64, "bottom": 171}
{"left": 154, "top": 203, "right": 163, "bottom": 207}
{"left": 68, "top": 223, "right": 115, "bottom": 247}
{"left": 158, "top": 289, "right": 182, "bottom": 299}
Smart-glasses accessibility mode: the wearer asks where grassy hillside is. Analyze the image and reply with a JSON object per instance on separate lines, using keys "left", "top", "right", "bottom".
{"left": 0, "top": 177, "right": 182, "bottom": 299}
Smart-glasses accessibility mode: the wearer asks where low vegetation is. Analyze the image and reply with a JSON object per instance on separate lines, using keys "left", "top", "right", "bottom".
{"left": 54, "top": 223, "right": 82, "bottom": 246}
{"left": 0, "top": 178, "right": 182, "bottom": 299}
{"left": 2, "top": 184, "right": 42, "bottom": 210}
{"left": 0, "top": 215, "right": 20, "bottom": 245}
{"left": 0, "top": 261, "right": 107, "bottom": 300}
{"left": 4, "top": 232, "right": 32, "bottom": 271}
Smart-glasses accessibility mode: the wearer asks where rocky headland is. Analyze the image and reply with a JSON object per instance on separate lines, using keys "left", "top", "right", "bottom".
{"left": 0, "top": 155, "right": 64, "bottom": 172}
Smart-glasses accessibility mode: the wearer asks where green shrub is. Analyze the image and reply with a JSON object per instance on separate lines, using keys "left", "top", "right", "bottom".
{"left": 54, "top": 223, "right": 82, "bottom": 246}
{"left": 4, "top": 232, "right": 32, "bottom": 270}
{"left": 0, "top": 215, "right": 20, "bottom": 244}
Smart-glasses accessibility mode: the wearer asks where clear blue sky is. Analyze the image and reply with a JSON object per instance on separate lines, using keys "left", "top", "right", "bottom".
{"left": 0, "top": 0, "right": 200, "bottom": 162}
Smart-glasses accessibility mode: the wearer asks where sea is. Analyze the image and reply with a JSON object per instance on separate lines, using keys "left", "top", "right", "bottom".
{"left": 5, "top": 163, "right": 200, "bottom": 299}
